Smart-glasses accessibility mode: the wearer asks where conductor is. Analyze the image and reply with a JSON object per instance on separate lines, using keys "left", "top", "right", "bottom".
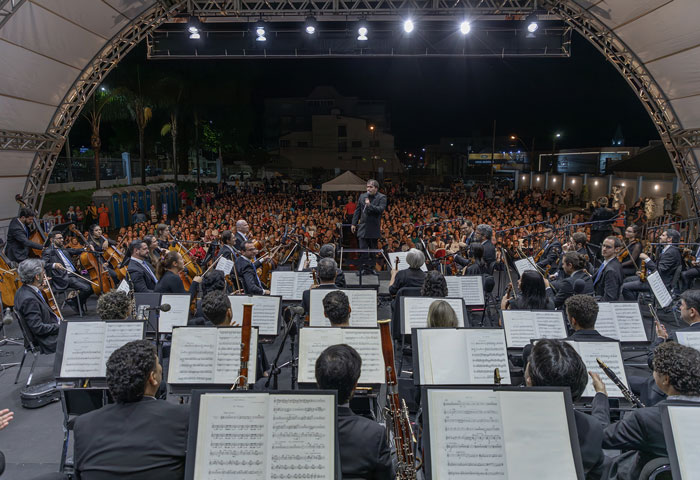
{"left": 351, "top": 179, "right": 387, "bottom": 272}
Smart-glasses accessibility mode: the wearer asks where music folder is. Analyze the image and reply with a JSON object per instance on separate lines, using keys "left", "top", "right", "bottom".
{"left": 185, "top": 390, "right": 341, "bottom": 480}
{"left": 228, "top": 294, "right": 281, "bottom": 337}
{"left": 400, "top": 296, "right": 466, "bottom": 335}
{"left": 444, "top": 275, "right": 485, "bottom": 307}
{"left": 308, "top": 289, "right": 377, "bottom": 327}
{"left": 270, "top": 271, "right": 315, "bottom": 301}
{"left": 422, "top": 386, "right": 584, "bottom": 480}
{"left": 594, "top": 302, "right": 648, "bottom": 343}
{"left": 661, "top": 404, "right": 700, "bottom": 480}
{"left": 500, "top": 310, "right": 567, "bottom": 348}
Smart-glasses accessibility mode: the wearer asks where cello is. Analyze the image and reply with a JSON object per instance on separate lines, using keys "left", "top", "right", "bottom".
{"left": 98, "top": 235, "right": 128, "bottom": 280}
{"left": 0, "top": 251, "right": 20, "bottom": 308}
{"left": 69, "top": 225, "right": 114, "bottom": 295}
{"left": 15, "top": 195, "right": 47, "bottom": 257}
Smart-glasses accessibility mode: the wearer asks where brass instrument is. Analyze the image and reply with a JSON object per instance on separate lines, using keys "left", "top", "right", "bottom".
{"left": 596, "top": 358, "right": 645, "bottom": 408}
{"left": 233, "top": 303, "right": 253, "bottom": 390}
{"left": 378, "top": 319, "right": 419, "bottom": 479}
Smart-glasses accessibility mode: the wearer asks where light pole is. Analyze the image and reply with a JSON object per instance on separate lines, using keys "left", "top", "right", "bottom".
{"left": 548, "top": 132, "right": 562, "bottom": 172}
{"left": 510, "top": 134, "right": 536, "bottom": 171}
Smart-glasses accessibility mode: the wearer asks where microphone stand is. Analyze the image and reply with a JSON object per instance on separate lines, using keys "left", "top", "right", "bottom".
{"left": 264, "top": 307, "right": 302, "bottom": 390}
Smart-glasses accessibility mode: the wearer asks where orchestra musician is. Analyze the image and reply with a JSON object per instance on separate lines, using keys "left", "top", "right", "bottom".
{"left": 592, "top": 236, "right": 624, "bottom": 302}
{"left": 563, "top": 294, "right": 616, "bottom": 342}
{"left": 545, "top": 252, "right": 594, "bottom": 309}
{"left": 502, "top": 271, "right": 554, "bottom": 311}
{"left": 217, "top": 230, "right": 238, "bottom": 262}
{"left": 622, "top": 228, "right": 681, "bottom": 301}
{"left": 679, "top": 244, "right": 700, "bottom": 293}
{"left": 156, "top": 224, "right": 171, "bottom": 250}
{"left": 302, "top": 258, "right": 339, "bottom": 315}
{"left": 154, "top": 251, "right": 202, "bottom": 295}
{"left": 589, "top": 196, "right": 616, "bottom": 260}
{"left": 234, "top": 240, "right": 269, "bottom": 295}
{"left": 322, "top": 290, "right": 351, "bottom": 327}
{"left": 143, "top": 235, "right": 163, "bottom": 266}
{"left": 619, "top": 225, "right": 643, "bottom": 278}
{"left": 455, "top": 224, "right": 496, "bottom": 272}
{"left": 234, "top": 219, "right": 251, "bottom": 251}
{"left": 5, "top": 207, "right": 44, "bottom": 265}
{"left": 14, "top": 259, "right": 59, "bottom": 353}
{"left": 388, "top": 248, "right": 426, "bottom": 296}
{"left": 303, "top": 244, "right": 346, "bottom": 288}
{"left": 127, "top": 239, "right": 158, "bottom": 293}
{"left": 43, "top": 230, "right": 93, "bottom": 313}
{"left": 87, "top": 224, "right": 119, "bottom": 284}
{"left": 534, "top": 225, "right": 562, "bottom": 272}
{"left": 460, "top": 220, "right": 475, "bottom": 246}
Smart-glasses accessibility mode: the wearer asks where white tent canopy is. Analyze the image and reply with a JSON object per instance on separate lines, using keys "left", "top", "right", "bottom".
{"left": 321, "top": 171, "right": 367, "bottom": 192}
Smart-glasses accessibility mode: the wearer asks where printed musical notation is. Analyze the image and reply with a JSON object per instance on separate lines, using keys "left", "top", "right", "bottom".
{"left": 501, "top": 311, "right": 567, "bottom": 348}
{"left": 228, "top": 295, "right": 280, "bottom": 335}
{"left": 595, "top": 303, "right": 647, "bottom": 342}
{"left": 270, "top": 271, "right": 314, "bottom": 301}
{"left": 309, "top": 289, "right": 377, "bottom": 327}
{"left": 445, "top": 276, "right": 485, "bottom": 306}
{"left": 566, "top": 341, "right": 627, "bottom": 398}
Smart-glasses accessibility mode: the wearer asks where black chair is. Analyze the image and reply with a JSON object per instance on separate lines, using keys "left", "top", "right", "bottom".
{"left": 639, "top": 457, "right": 672, "bottom": 480}
{"left": 53, "top": 287, "right": 83, "bottom": 317}
{"left": 60, "top": 388, "right": 112, "bottom": 473}
{"left": 13, "top": 310, "right": 44, "bottom": 387}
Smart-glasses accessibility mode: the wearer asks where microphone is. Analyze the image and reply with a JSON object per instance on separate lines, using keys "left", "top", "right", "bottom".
{"left": 573, "top": 279, "right": 586, "bottom": 294}
{"left": 144, "top": 304, "right": 171, "bottom": 313}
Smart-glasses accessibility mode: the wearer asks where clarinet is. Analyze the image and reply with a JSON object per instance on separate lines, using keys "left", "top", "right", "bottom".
{"left": 233, "top": 303, "right": 253, "bottom": 390}
{"left": 596, "top": 358, "right": 645, "bottom": 408}
{"left": 378, "top": 319, "right": 418, "bottom": 480}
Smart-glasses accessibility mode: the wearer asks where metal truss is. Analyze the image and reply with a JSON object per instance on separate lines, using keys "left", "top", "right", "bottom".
{"left": 0, "top": 0, "right": 26, "bottom": 30}
{"left": 543, "top": 0, "right": 700, "bottom": 216}
{"left": 0, "top": 130, "right": 61, "bottom": 153}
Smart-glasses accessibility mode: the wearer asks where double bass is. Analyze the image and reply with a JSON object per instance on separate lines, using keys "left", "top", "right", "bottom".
{"left": 0, "top": 251, "right": 20, "bottom": 308}
{"left": 15, "top": 195, "right": 47, "bottom": 257}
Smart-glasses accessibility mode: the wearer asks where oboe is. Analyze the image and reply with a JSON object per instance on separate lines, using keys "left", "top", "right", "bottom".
{"left": 596, "top": 358, "right": 645, "bottom": 408}
{"left": 378, "top": 319, "right": 418, "bottom": 480}
{"left": 233, "top": 303, "right": 253, "bottom": 390}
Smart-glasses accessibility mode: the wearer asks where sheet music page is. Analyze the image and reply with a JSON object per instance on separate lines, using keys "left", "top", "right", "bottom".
{"left": 309, "top": 289, "right": 377, "bottom": 327}
{"left": 647, "top": 271, "right": 673, "bottom": 308}
{"left": 667, "top": 406, "right": 700, "bottom": 480}
{"left": 270, "top": 271, "right": 314, "bottom": 301}
{"left": 168, "top": 328, "right": 218, "bottom": 384}
{"left": 568, "top": 341, "right": 626, "bottom": 397}
{"left": 500, "top": 390, "right": 578, "bottom": 479}
{"left": 228, "top": 295, "right": 280, "bottom": 335}
{"left": 341, "top": 328, "right": 386, "bottom": 384}
{"left": 388, "top": 251, "right": 428, "bottom": 272}
{"left": 60, "top": 322, "right": 106, "bottom": 378}
{"left": 101, "top": 322, "right": 144, "bottom": 371}
{"left": 594, "top": 303, "right": 620, "bottom": 340}
{"left": 533, "top": 311, "right": 568, "bottom": 340}
{"left": 297, "top": 252, "right": 318, "bottom": 271}
{"left": 402, "top": 297, "right": 465, "bottom": 334}
{"left": 158, "top": 294, "right": 191, "bottom": 333}
{"left": 502, "top": 310, "right": 537, "bottom": 348}
{"left": 418, "top": 329, "right": 470, "bottom": 385}
{"left": 428, "top": 389, "right": 507, "bottom": 479}
{"left": 193, "top": 392, "right": 269, "bottom": 480}
{"left": 216, "top": 256, "right": 234, "bottom": 274}
{"left": 514, "top": 257, "right": 537, "bottom": 277}
{"left": 297, "top": 328, "right": 344, "bottom": 383}
{"left": 212, "top": 328, "right": 259, "bottom": 385}
{"left": 266, "top": 394, "right": 335, "bottom": 479}
{"left": 675, "top": 331, "right": 700, "bottom": 350}
{"left": 116, "top": 279, "right": 130, "bottom": 294}
{"left": 466, "top": 329, "right": 511, "bottom": 385}
{"left": 611, "top": 303, "right": 647, "bottom": 342}
{"left": 445, "top": 276, "right": 485, "bottom": 305}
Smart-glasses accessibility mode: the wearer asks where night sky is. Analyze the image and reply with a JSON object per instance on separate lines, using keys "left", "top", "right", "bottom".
{"left": 115, "top": 31, "right": 659, "bottom": 151}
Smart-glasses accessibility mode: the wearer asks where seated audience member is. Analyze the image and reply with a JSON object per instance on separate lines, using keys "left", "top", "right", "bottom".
{"left": 564, "top": 295, "right": 617, "bottom": 342}
{"left": 590, "top": 341, "right": 700, "bottom": 480}
{"left": 315, "top": 345, "right": 394, "bottom": 479}
{"left": 97, "top": 291, "right": 132, "bottom": 320}
{"left": 502, "top": 270, "right": 554, "bottom": 311}
{"left": 322, "top": 290, "right": 351, "bottom": 327}
{"left": 389, "top": 248, "right": 426, "bottom": 295}
{"left": 14, "top": 259, "right": 59, "bottom": 353}
{"left": 421, "top": 270, "right": 448, "bottom": 298}
{"left": 427, "top": 300, "right": 458, "bottom": 328}
{"left": 302, "top": 258, "right": 339, "bottom": 314}
{"left": 525, "top": 339, "right": 607, "bottom": 479}
{"left": 73, "top": 340, "right": 189, "bottom": 479}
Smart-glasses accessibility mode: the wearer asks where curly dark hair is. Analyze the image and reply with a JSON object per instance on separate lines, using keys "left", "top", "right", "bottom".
{"left": 564, "top": 294, "right": 599, "bottom": 329}
{"left": 202, "top": 270, "right": 226, "bottom": 296}
{"left": 97, "top": 290, "right": 131, "bottom": 320}
{"left": 322, "top": 290, "right": 350, "bottom": 325}
{"left": 653, "top": 341, "right": 700, "bottom": 396}
{"left": 202, "top": 290, "right": 231, "bottom": 325}
{"left": 106, "top": 340, "right": 157, "bottom": 403}
{"left": 421, "top": 270, "right": 448, "bottom": 298}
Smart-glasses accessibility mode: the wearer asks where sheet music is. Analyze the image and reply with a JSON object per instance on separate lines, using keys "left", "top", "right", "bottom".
{"left": 193, "top": 392, "right": 269, "bottom": 479}
{"left": 213, "top": 328, "right": 258, "bottom": 384}
{"left": 266, "top": 394, "right": 335, "bottom": 479}
{"left": 158, "top": 294, "right": 191, "bottom": 333}
{"left": 270, "top": 271, "right": 315, "bottom": 301}
{"left": 675, "top": 331, "right": 700, "bottom": 350}
{"left": 534, "top": 311, "right": 568, "bottom": 339}
{"left": 567, "top": 341, "right": 627, "bottom": 398}
{"left": 647, "top": 271, "right": 673, "bottom": 308}
{"left": 298, "top": 328, "right": 384, "bottom": 384}
{"left": 309, "top": 289, "right": 377, "bottom": 327}
{"left": 216, "top": 256, "right": 234, "bottom": 275}
{"left": 667, "top": 406, "right": 700, "bottom": 480}
{"left": 388, "top": 251, "right": 428, "bottom": 272}
{"left": 466, "top": 329, "right": 511, "bottom": 385}
{"left": 60, "top": 322, "right": 107, "bottom": 378}
{"left": 445, "top": 276, "right": 485, "bottom": 305}
{"left": 228, "top": 295, "right": 280, "bottom": 335}
{"left": 514, "top": 257, "right": 537, "bottom": 277}
{"left": 418, "top": 330, "right": 470, "bottom": 385}
{"left": 116, "top": 279, "right": 130, "bottom": 293}
{"left": 502, "top": 311, "right": 566, "bottom": 348}
{"left": 401, "top": 297, "right": 465, "bottom": 334}
{"left": 297, "top": 252, "right": 318, "bottom": 271}
{"left": 101, "top": 322, "right": 145, "bottom": 368}
{"left": 595, "top": 303, "right": 647, "bottom": 342}
{"left": 428, "top": 389, "right": 507, "bottom": 479}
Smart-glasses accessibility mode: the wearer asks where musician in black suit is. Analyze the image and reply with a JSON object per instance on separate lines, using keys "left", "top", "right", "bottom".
{"left": 590, "top": 341, "right": 700, "bottom": 480}
{"left": 14, "top": 259, "right": 59, "bottom": 353}
{"left": 619, "top": 225, "right": 643, "bottom": 278}
{"left": 234, "top": 219, "right": 251, "bottom": 251}
{"left": 234, "top": 240, "right": 269, "bottom": 295}
{"left": 592, "top": 236, "right": 623, "bottom": 301}
{"left": 588, "top": 196, "right": 616, "bottom": 260}
{"left": 301, "top": 258, "right": 338, "bottom": 314}
{"left": 456, "top": 224, "right": 496, "bottom": 272}
{"left": 525, "top": 339, "right": 607, "bottom": 479}
{"left": 127, "top": 240, "right": 158, "bottom": 293}
{"left": 622, "top": 228, "right": 682, "bottom": 301}
{"left": 547, "top": 252, "right": 594, "bottom": 309}
{"left": 73, "top": 340, "right": 189, "bottom": 479}
{"left": 648, "top": 289, "right": 700, "bottom": 367}
{"left": 459, "top": 220, "right": 475, "bottom": 247}
{"left": 217, "top": 230, "right": 239, "bottom": 262}
{"left": 87, "top": 224, "right": 120, "bottom": 284}
{"left": 389, "top": 248, "right": 426, "bottom": 296}
{"left": 564, "top": 295, "right": 617, "bottom": 342}
{"left": 351, "top": 179, "right": 387, "bottom": 272}
{"left": 303, "top": 243, "right": 346, "bottom": 288}
{"left": 535, "top": 226, "right": 562, "bottom": 272}
{"left": 5, "top": 207, "right": 44, "bottom": 264}
{"left": 315, "top": 345, "right": 394, "bottom": 479}
{"left": 43, "top": 231, "right": 93, "bottom": 312}
{"left": 154, "top": 251, "right": 201, "bottom": 295}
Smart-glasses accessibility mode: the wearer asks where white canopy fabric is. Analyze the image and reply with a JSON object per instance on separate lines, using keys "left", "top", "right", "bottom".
{"left": 321, "top": 171, "right": 367, "bottom": 192}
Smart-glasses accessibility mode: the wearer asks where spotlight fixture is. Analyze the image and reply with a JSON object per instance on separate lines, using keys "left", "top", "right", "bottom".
{"left": 525, "top": 12, "right": 538, "bottom": 33}
{"left": 403, "top": 19, "right": 414, "bottom": 33}
{"left": 255, "top": 22, "right": 266, "bottom": 42}
{"left": 305, "top": 16, "right": 317, "bottom": 35}
{"left": 189, "top": 32, "right": 200, "bottom": 39}
{"left": 187, "top": 16, "right": 201, "bottom": 34}
{"left": 460, "top": 21, "right": 471, "bottom": 35}
{"left": 357, "top": 25, "right": 368, "bottom": 41}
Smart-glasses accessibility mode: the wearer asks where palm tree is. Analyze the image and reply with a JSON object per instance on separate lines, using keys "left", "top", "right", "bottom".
{"left": 157, "top": 76, "right": 185, "bottom": 184}
{"left": 81, "top": 88, "right": 118, "bottom": 189}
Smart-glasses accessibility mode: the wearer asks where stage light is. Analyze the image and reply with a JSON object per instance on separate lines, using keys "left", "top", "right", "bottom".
{"left": 187, "top": 17, "right": 201, "bottom": 35}
{"left": 522, "top": 176, "right": 526, "bottom": 181}
{"left": 305, "top": 16, "right": 317, "bottom": 35}
{"left": 536, "top": 176, "right": 541, "bottom": 182}
{"left": 552, "top": 178, "right": 557, "bottom": 183}
{"left": 100, "top": 87, "right": 106, "bottom": 92}
{"left": 555, "top": 133, "right": 561, "bottom": 138}
{"left": 525, "top": 12, "right": 538, "bottom": 33}
{"left": 357, "top": 26, "right": 368, "bottom": 41}
{"left": 403, "top": 19, "right": 414, "bottom": 33}
{"left": 255, "top": 22, "right": 267, "bottom": 42}
{"left": 189, "top": 32, "right": 200, "bottom": 39}
{"left": 460, "top": 21, "right": 471, "bottom": 35}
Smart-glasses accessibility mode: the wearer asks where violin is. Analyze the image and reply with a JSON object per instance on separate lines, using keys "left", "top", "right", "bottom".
{"left": 41, "top": 274, "right": 63, "bottom": 321}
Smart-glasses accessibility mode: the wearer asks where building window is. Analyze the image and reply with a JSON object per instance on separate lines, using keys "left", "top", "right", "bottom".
{"left": 338, "top": 126, "right": 347, "bottom": 137}
{"left": 351, "top": 140, "right": 362, "bottom": 148}
{"left": 297, "top": 141, "right": 309, "bottom": 147}
{"left": 280, "top": 140, "right": 290, "bottom": 148}
{"left": 338, "top": 141, "right": 347, "bottom": 152}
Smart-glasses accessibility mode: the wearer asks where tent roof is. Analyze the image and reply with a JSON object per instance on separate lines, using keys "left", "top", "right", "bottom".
{"left": 608, "top": 143, "right": 675, "bottom": 174}
{"left": 321, "top": 171, "right": 367, "bottom": 191}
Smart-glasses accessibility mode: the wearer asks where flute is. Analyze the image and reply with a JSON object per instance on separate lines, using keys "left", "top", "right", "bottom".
{"left": 596, "top": 358, "right": 645, "bottom": 408}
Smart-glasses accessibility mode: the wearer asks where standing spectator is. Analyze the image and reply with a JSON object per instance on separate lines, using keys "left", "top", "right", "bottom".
{"left": 66, "top": 206, "right": 77, "bottom": 225}
{"left": 663, "top": 193, "right": 672, "bottom": 215}
{"left": 150, "top": 204, "right": 159, "bottom": 225}
{"left": 98, "top": 202, "right": 110, "bottom": 231}
{"left": 85, "top": 200, "right": 97, "bottom": 227}
{"left": 75, "top": 206, "right": 84, "bottom": 231}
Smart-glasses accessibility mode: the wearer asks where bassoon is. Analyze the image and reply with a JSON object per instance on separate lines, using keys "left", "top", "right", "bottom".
{"left": 378, "top": 319, "right": 418, "bottom": 480}
{"left": 234, "top": 303, "right": 253, "bottom": 390}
